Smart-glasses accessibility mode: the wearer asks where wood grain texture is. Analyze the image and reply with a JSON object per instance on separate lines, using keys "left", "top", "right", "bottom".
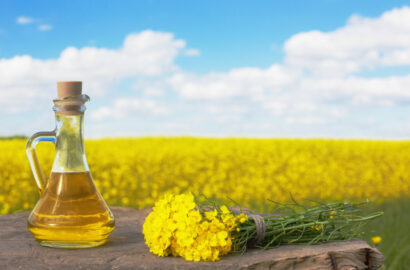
{"left": 0, "top": 206, "right": 384, "bottom": 270}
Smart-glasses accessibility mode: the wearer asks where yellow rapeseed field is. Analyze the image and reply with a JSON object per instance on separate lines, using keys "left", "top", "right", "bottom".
{"left": 1, "top": 138, "right": 409, "bottom": 214}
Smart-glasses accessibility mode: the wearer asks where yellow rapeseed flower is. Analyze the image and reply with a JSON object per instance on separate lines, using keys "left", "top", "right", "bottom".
{"left": 238, "top": 214, "right": 248, "bottom": 223}
{"left": 1, "top": 138, "right": 409, "bottom": 215}
{"left": 371, "top": 236, "right": 382, "bottom": 245}
{"left": 220, "top": 205, "right": 230, "bottom": 214}
{"left": 142, "top": 193, "right": 246, "bottom": 261}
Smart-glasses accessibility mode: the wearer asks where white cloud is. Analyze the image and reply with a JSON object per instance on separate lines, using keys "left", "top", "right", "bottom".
{"left": 285, "top": 116, "right": 325, "bottom": 125}
{"left": 144, "top": 88, "right": 165, "bottom": 97}
{"left": 284, "top": 6, "right": 410, "bottom": 75}
{"left": 133, "top": 79, "right": 167, "bottom": 97}
{"left": 206, "top": 104, "right": 249, "bottom": 115}
{"left": 184, "top": 49, "right": 200, "bottom": 56}
{"left": 38, "top": 24, "right": 52, "bottom": 31}
{"left": 4, "top": 7, "right": 410, "bottom": 137}
{"left": 0, "top": 30, "right": 195, "bottom": 113}
{"left": 167, "top": 65, "right": 295, "bottom": 99}
{"left": 91, "top": 98, "right": 169, "bottom": 120}
{"left": 16, "top": 16, "right": 53, "bottom": 31}
{"left": 142, "top": 6, "right": 410, "bottom": 129}
{"left": 16, "top": 16, "right": 34, "bottom": 25}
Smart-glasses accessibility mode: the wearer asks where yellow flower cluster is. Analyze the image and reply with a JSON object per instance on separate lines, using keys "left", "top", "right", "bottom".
{"left": 0, "top": 138, "right": 409, "bottom": 215}
{"left": 142, "top": 193, "right": 247, "bottom": 261}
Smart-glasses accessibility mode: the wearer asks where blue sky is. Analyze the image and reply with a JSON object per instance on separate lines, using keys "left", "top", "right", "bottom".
{"left": 1, "top": 1, "right": 410, "bottom": 138}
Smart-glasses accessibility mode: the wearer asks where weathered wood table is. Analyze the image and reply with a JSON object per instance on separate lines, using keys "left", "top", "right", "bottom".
{"left": 0, "top": 206, "right": 384, "bottom": 270}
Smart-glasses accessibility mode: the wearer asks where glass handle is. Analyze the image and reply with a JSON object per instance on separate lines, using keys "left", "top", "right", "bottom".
{"left": 26, "top": 130, "right": 56, "bottom": 193}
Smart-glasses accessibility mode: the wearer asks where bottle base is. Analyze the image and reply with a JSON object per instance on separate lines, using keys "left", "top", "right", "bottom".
{"left": 38, "top": 239, "right": 107, "bottom": 249}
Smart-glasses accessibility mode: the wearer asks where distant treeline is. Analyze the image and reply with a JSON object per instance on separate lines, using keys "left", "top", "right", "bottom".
{"left": 0, "top": 135, "right": 27, "bottom": 140}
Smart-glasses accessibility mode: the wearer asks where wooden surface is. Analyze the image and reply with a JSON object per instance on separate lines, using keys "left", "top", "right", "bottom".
{"left": 0, "top": 206, "right": 384, "bottom": 270}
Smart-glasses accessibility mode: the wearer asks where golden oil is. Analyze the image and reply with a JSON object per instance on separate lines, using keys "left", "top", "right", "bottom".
{"left": 28, "top": 171, "right": 115, "bottom": 248}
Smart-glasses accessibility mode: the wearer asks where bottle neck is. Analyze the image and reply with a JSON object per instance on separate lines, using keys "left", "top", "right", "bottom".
{"left": 51, "top": 113, "right": 89, "bottom": 172}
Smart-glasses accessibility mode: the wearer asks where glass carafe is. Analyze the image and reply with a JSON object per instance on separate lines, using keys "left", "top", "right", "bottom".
{"left": 26, "top": 81, "right": 115, "bottom": 248}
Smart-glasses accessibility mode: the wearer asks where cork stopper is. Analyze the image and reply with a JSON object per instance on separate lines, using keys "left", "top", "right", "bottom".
{"left": 57, "top": 81, "right": 82, "bottom": 98}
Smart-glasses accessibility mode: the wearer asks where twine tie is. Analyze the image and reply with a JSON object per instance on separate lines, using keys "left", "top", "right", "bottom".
{"left": 248, "top": 214, "right": 266, "bottom": 244}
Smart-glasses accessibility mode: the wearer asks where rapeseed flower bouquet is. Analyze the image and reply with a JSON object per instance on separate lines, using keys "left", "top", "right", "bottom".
{"left": 142, "top": 193, "right": 382, "bottom": 261}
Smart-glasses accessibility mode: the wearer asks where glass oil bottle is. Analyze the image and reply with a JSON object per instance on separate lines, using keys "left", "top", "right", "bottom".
{"left": 26, "top": 81, "right": 115, "bottom": 248}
